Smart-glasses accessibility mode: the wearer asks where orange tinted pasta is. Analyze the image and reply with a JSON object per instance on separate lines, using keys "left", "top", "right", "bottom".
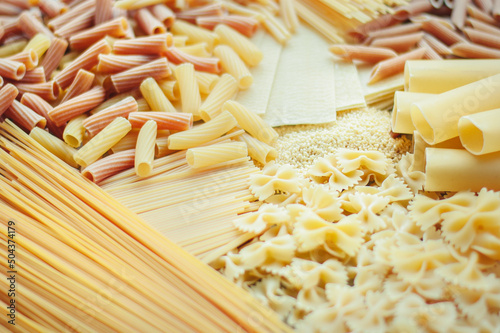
{"left": 422, "top": 33, "right": 453, "bottom": 55}
{"left": 54, "top": 7, "right": 94, "bottom": 39}
{"left": 128, "top": 111, "right": 193, "bottom": 131}
{"left": 0, "top": 3, "right": 22, "bottom": 15}
{"left": 164, "top": 47, "right": 221, "bottom": 74}
{"left": 104, "top": 58, "right": 172, "bottom": 93}
{"left": 48, "top": 86, "right": 106, "bottom": 126}
{"left": 60, "top": 69, "right": 95, "bottom": 103}
{"left": 69, "top": 17, "right": 128, "bottom": 50}
{"left": 197, "top": 15, "right": 259, "bottom": 38}
{"left": 466, "top": 17, "right": 500, "bottom": 37}
{"left": 367, "top": 22, "right": 422, "bottom": 40}
{"left": 40, "top": 37, "right": 68, "bottom": 80}
{"left": 466, "top": 4, "right": 497, "bottom": 26}
{"left": 329, "top": 45, "right": 397, "bottom": 63}
{"left": 7, "top": 49, "right": 38, "bottom": 70}
{"left": 150, "top": 4, "right": 175, "bottom": 28}
{"left": 463, "top": 28, "right": 500, "bottom": 49}
{"left": 55, "top": 39, "right": 111, "bottom": 89}
{"left": 418, "top": 39, "right": 442, "bottom": 59}
{"left": 370, "top": 32, "right": 424, "bottom": 53}
{"left": 369, "top": 48, "right": 426, "bottom": 84}
{"left": 18, "top": 67, "right": 46, "bottom": 83}
{"left": 175, "top": 3, "right": 223, "bottom": 23}
{"left": 47, "top": 0, "right": 94, "bottom": 31}
{"left": 0, "top": 84, "right": 18, "bottom": 117}
{"left": 21, "top": 92, "right": 64, "bottom": 139}
{"left": 83, "top": 97, "right": 138, "bottom": 137}
{"left": 39, "top": 0, "right": 67, "bottom": 18}
{"left": 112, "top": 33, "right": 173, "bottom": 55}
{"left": 422, "top": 19, "right": 468, "bottom": 46}
{"left": 451, "top": 42, "right": 500, "bottom": 58}
{"left": 394, "top": 0, "right": 433, "bottom": 20}
{"left": 18, "top": 11, "right": 53, "bottom": 39}
{"left": 95, "top": 0, "right": 113, "bottom": 25}
{"left": 135, "top": 8, "right": 166, "bottom": 35}
{"left": 16, "top": 80, "right": 60, "bottom": 101}
{"left": 4, "top": 99, "right": 46, "bottom": 132}
{"left": 82, "top": 149, "right": 136, "bottom": 183}
{"left": 451, "top": 0, "right": 468, "bottom": 30}
{"left": 97, "top": 54, "right": 158, "bottom": 74}
{"left": 0, "top": 58, "right": 25, "bottom": 80}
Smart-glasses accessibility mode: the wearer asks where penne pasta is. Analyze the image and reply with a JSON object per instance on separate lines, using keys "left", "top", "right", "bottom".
{"left": 466, "top": 17, "right": 500, "bottom": 37}
{"left": 235, "top": 132, "right": 276, "bottom": 164}
{"left": 213, "top": 45, "right": 253, "bottom": 89}
{"left": 140, "top": 77, "right": 176, "bottom": 113}
{"left": 128, "top": 111, "right": 193, "bottom": 131}
{"left": 69, "top": 17, "right": 129, "bottom": 50}
{"left": 48, "top": 86, "right": 106, "bottom": 126}
{"left": 250, "top": 4, "right": 291, "bottom": 45}
{"left": 20, "top": 92, "right": 64, "bottom": 139}
{"left": 168, "top": 110, "right": 238, "bottom": 150}
{"left": 466, "top": 4, "right": 498, "bottom": 26}
{"left": 7, "top": 49, "right": 38, "bottom": 71}
{"left": 22, "top": 33, "right": 51, "bottom": 58}
{"left": 74, "top": 116, "right": 132, "bottom": 168}
{"left": 18, "top": 11, "right": 53, "bottom": 40}
{"left": 95, "top": 0, "right": 113, "bottom": 25}
{"left": 451, "top": 42, "right": 500, "bottom": 58}
{"left": 41, "top": 37, "right": 68, "bottom": 80}
{"left": 54, "top": 7, "right": 95, "bottom": 39}
{"left": 463, "top": 28, "right": 500, "bottom": 49}
{"left": 171, "top": 20, "right": 219, "bottom": 52}
{"left": 55, "top": 39, "right": 111, "bottom": 89}
{"left": 0, "top": 84, "right": 18, "bottom": 117}
{"left": 60, "top": 69, "right": 95, "bottom": 103}
{"left": 104, "top": 58, "right": 172, "bottom": 93}
{"left": 164, "top": 47, "right": 221, "bottom": 74}
{"left": 451, "top": 0, "right": 468, "bottom": 30}
{"left": 97, "top": 54, "right": 158, "bottom": 74}
{"left": 174, "top": 63, "right": 201, "bottom": 119}
{"left": 370, "top": 32, "right": 424, "bottom": 53}
{"left": 214, "top": 24, "right": 263, "bottom": 67}
{"left": 157, "top": 79, "right": 180, "bottom": 101}
{"left": 82, "top": 149, "right": 136, "bottom": 183}
{"left": 150, "top": 4, "right": 175, "bottom": 28}
{"left": 63, "top": 114, "right": 87, "bottom": 147}
{"left": 83, "top": 96, "right": 138, "bottom": 137}
{"left": 394, "top": 0, "right": 433, "bottom": 20}
{"left": 112, "top": 33, "right": 173, "bottom": 55}
{"left": 494, "top": 0, "right": 500, "bottom": 20}
{"left": 0, "top": 58, "right": 26, "bottom": 80}
{"left": 0, "top": 3, "right": 22, "bottom": 15}
{"left": 458, "top": 108, "right": 500, "bottom": 155}
{"left": 417, "top": 38, "right": 442, "bottom": 59}
{"left": 30, "top": 126, "right": 79, "bottom": 168}
{"left": 329, "top": 45, "right": 397, "bottom": 63}
{"left": 421, "top": 19, "right": 468, "bottom": 46}
{"left": 197, "top": 15, "right": 260, "bottom": 38}
{"left": 367, "top": 22, "right": 423, "bottom": 40}
{"left": 4, "top": 99, "right": 46, "bottom": 132}
{"left": 199, "top": 74, "right": 238, "bottom": 121}
{"left": 135, "top": 119, "right": 157, "bottom": 177}
{"left": 18, "top": 67, "right": 46, "bottom": 83}
{"left": 222, "top": 100, "right": 278, "bottom": 144}
{"left": 186, "top": 141, "right": 248, "bottom": 168}
{"left": 369, "top": 48, "right": 426, "bottom": 84}
{"left": 15, "top": 80, "right": 60, "bottom": 101}
{"left": 293, "top": 0, "right": 343, "bottom": 43}
{"left": 135, "top": 8, "right": 166, "bottom": 35}
{"left": 474, "top": 0, "right": 494, "bottom": 12}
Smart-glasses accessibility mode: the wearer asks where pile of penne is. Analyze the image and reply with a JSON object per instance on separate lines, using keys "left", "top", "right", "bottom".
{"left": 329, "top": 0, "right": 500, "bottom": 83}
{"left": 0, "top": 0, "right": 282, "bottom": 184}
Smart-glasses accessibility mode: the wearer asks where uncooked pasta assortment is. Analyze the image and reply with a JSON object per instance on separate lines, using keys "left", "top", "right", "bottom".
{"left": 1, "top": 0, "right": 500, "bottom": 332}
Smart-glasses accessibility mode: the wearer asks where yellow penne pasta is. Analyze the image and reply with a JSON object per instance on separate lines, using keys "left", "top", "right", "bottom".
{"left": 0, "top": 84, "right": 18, "bottom": 117}
{"left": 82, "top": 149, "right": 136, "bottom": 183}
{"left": 135, "top": 8, "right": 166, "bottom": 35}
{"left": 74, "top": 117, "right": 132, "bottom": 168}
{"left": 279, "top": 0, "right": 299, "bottom": 33}
{"left": 250, "top": 4, "right": 291, "bottom": 45}
{"left": 69, "top": 17, "right": 129, "bottom": 51}
{"left": 174, "top": 63, "right": 201, "bottom": 119}
{"left": 83, "top": 96, "right": 138, "bottom": 137}
{"left": 458, "top": 108, "right": 500, "bottom": 155}
{"left": 49, "top": 86, "right": 106, "bottom": 126}
{"left": 200, "top": 73, "right": 238, "bottom": 121}
{"left": 213, "top": 45, "right": 253, "bottom": 89}
{"left": 195, "top": 72, "right": 220, "bottom": 95}
{"left": 60, "top": 69, "right": 95, "bottom": 103}
{"left": 157, "top": 79, "right": 180, "bottom": 101}
{"left": 177, "top": 43, "right": 210, "bottom": 57}
{"left": 4, "top": 99, "right": 46, "bottom": 132}
{"left": 186, "top": 141, "right": 248, "bottom": 168}
{"left": 30, "top": 126, "right": 79, "bottom": 168}
{"left": 63, "top": 114, "right": 87, "bottom": 148}
{"left": 171, "top": 20, "right": 219, "bottom": 51}
{"left": 235, "top": 132, "right": 276, "bottom": 164}
{"left": 140, "top": 77, "right": 176, "bottom": 113}
{"left": 135, "top": 119, "right": 157, "bottom": 177}
{"left": 168, "top": 110, "right": 238, "bottom": 150}
{"left": 22, "top": 33, "right": 51, "bottom": 58}
{"left": 20, "top": 92, "right": 64, "bottom": 139}
{"left": 214, "top": 24, "right": 263, "bottom": 66}
{"left": 222, "top": 100, "right": 278, "bottom": 144}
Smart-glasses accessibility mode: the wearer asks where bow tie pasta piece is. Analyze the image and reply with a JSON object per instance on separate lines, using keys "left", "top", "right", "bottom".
{"left": 341, "top": 193, "right": 391, "bottom": 233}
{"left": 233, "top": 203, "right": 289, "bottom": 234}
{"left": 250, "top": 162, "right": 304, "bottom": 201}
{"left": 395, "top": 153, "right": 426, "bottom": 194}
{"left": 247, "top": 277, "right": 296, "bottom": 321}
{"left": 355, "top": 174, "right": 413, "bottom": 204}
{"left": 449, "top": 279, "right": 500, "bottom": 324}
{"left": 335, "top": 149, "right": 390, "bottom": 174}
{"left": 216, "top": 252, "right": 245, "bottom": 282}
{"left": 238, "top": 234, "right": 297, "bottom": 271}
{"left": 358, "top": 162, "right": 396, "bottom": 187}
{"left": 302, "top": 185, "right": 343, "bottom": 222}
{"left": 285, "top": 258, "right": 348, "bottom": 291}
{"left": 307, "top": 154, "right": 363, "bottom": 192}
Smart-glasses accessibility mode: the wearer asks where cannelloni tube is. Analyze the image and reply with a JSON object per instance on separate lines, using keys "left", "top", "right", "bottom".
{"left": 392, "top": 91, "right": 434, "bottom": 134}
{"left": 458, "top": 108, "right": 500, "bottom": 155}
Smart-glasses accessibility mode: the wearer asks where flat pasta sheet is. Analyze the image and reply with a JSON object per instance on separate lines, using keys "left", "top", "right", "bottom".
{"left": 334, "top": 61, "right": 366, "bottom": 112}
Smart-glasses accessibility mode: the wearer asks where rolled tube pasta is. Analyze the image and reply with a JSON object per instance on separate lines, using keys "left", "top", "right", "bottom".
{"left": 329, "top": 45, "right": 397, "bottom": 63}
{"left": 235, "top": 132, "right": 276, "bottom": 164}
{"left": 222, "top": 100, "right": 278, "bottom": 145}
{"left": 410, "top": 73, "right": 500, "bottom": 144}
{"left": 369, "top": 48, "right": 426, "bottom": 84}
{"left": 4, "top": 100, "right": 46, "bottom": 132}
{"left": 186, "top": 141, "right": 248, "bottom": 168}
{"left": 104, "top": 58, "right": 171, "bottom": 93}
{"left": 404, "top": 59, "right": 500, "bottom": 93}
{"left": 425, "top": 148, "right": 500, "bottom": 191}
{"left": 167, "top": 110, "right": 237, "bottom": 150}
{"left": 63, "top": 114, "right": 87, "bottom": 148}
{"left": 392, "top": 91, "right": 435, "bottom": 134}
{"left": 69, "top": 17, "right": 129, "bottom": 50}
{"left": 171, "top": 20, "right": 219, "bottom": 52}
{"left": 55, "top": 39, "right": 111, "bottom": 89}
{"left": 135, "top": 8, "right": 166, "bottom": 35}
{"left": 82, "top": 149, "right": 136, "bottom": 183}
{"left": 83, "top": 96, "right": 138, "bottom": 137}
{"left": 74, "top": 117, "right": 132, "bottom": 168}
{"left": 164, "top": 47, "right": 221, "bottom": 74}
{"left": 200, "top": 74, "right": 238, "bottom": 121}
{"left": 128, "top": 111, "right": 193, "bottom": 131}
{"left": 30, "top": 127, "right": 79, "bottom": 168}
{"left": 0, "top": 84, "right": 18, "bottom": 118}
{"left": 48, "top": 86, "right": 106, "bottom": 126}
{"left": 97, "top": 54, "right": 158, "bottom": 74}
{"left": 140, "top": 77, "right": 176, "bottom": 113}
{"left": 174, "top": 63, "right": 201, "bottom": 119}
{"left": 60, "top": 69, "right": 95, "bottom": 103}
{"left": 0, "top": 58, "right": 26, "bottom": 80}
{"left": 411, "top": 131, "right": 463, "bottom": 172}
{"left": 135, "top": 119, "right": 157, "bottom": 177}
{"left": 214, "top": 45, "right": 253, "bottom": 89}
{"left": 458, "top": 108, "right": 500, "bottom": 155}
{"left": 112, "top": 33, "right": 173, "bottom": 55}
{"left": 41, "top": 37, "right": 68, "bottom": 80}
{"left": 214, "top": 24, "right": 263, "bottom": 66}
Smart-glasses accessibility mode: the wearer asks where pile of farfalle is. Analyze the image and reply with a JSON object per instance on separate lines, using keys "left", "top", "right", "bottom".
{"left": 212, "top": 149, "right": 500, "bottom": 332}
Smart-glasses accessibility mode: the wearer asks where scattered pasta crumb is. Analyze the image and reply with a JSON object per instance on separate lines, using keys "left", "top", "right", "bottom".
{"left": 274, "top": 108, "right": 412, "bottom": 175}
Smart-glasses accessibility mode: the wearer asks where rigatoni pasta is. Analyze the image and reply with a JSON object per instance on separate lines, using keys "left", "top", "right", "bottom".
{"left": 4, "top": 99, "right": 46, "bottom": 132}
{"left": 97, "top": 54, "right": 158, "bottom": 74}
{"left": 112, "top": 33, "right": 172, "bottom": 55}
{"left": 214, "top": 45, "right": 253, "bottom": 89}
{"left": 186, "top": 141, "right": 248, "bottom": 168}
{"left": 236, "top": 132, "right": 277, "bottom": 164}
{"left": 199, "top": 73, "right": 238, "bottom": 121}
{"left": 20, "top": 92, "right": 64, "bottom": 139}
{"left": 83, "top": 96, "right": 138, "bottom": 137}
{"left": 0, "top": 83, "right": 18, "bottom": 117}
{"left": 135, "top": 119, "right": 157, "bottom": 177}
{"left": 140, "top": 77, "right": 176, "bottom": 113}
{"left": 171, "top": 20, "right": 219, "bottom": 51}
{"left": 29, "top": 126, "right": 79, "bottom": 168}
{"left": 214, "top": 24, "right": 263, "bottom": 66}
{"left": 174, "top": 63, "right": 202, "bottom": 119}
{"left": 128, "top": 111, "right": 193, "bottom": 131}
{"left": 69, "top": 17, "right": 129, "bottom": 50}
{"left": 82, "top": 149, "right": 136, "bottom": 183}
{"left": 63, "top": 114, "right": 87, "bottom": 148}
